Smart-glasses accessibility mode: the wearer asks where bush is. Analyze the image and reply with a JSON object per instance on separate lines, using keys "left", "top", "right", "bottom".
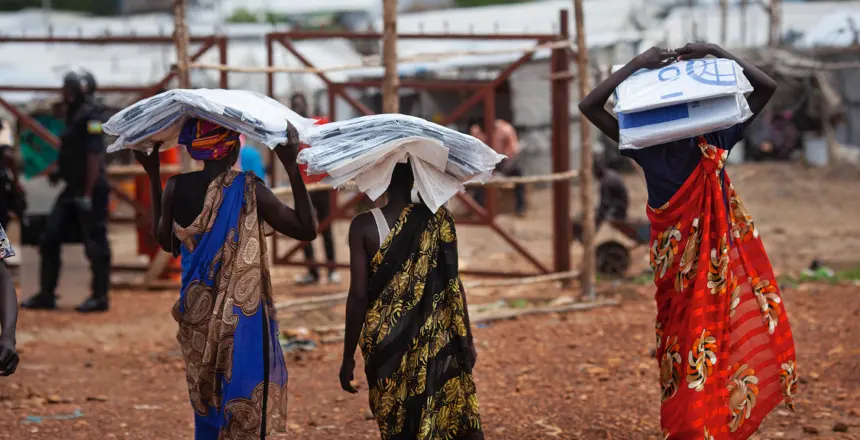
{"left": 227, "top": 8, "right": 259, "bottom": 23}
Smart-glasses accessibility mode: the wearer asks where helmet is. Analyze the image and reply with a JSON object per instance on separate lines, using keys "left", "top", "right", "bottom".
{"left": 62, "top": 68, "right": 96, "bottom": 96}
{"left": 80, "top": 70, "right": 97, "bottom": 95}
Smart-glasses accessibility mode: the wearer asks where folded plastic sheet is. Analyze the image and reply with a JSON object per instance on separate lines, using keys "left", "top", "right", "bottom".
{"left": 613, "top": 58, "right": 754, "bottom": 114}
{"left": 300, "top": 114, "right": 504, "bottom": 182}
{"left": 103, "top": 89, "right": 315, "bottom": 153}
{"left": 618, "top": 94, "right": 753, "bottom": 150}
{"left": 298, "top": 114, "right": 505, "bottom": 213}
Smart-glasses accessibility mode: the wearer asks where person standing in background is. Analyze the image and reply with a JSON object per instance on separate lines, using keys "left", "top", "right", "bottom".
{"left": 21, "top": 69, "right": 112, "bottom": 313}
{"left": 469, "top": 117, "right": 526, "bottom": 216}
{"left": 291, "top": 92, "right": 339, "bottom": 285}
{"left": 238, "top": 134, "right": 267, "bottom": 182}
{"left": 0, "top": 224, "right": 18, "bottom": 376}
{"left": 0, "top": 119, "right": 25, "bottom": 231}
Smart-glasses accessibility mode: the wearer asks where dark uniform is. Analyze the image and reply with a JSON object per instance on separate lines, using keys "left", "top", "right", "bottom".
{"left": 21, "top": 70, "right": 112, "bottom": 312}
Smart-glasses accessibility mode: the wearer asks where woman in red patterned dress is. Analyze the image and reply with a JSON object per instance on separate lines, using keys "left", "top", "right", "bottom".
{"left": 579, "top": 43, "right": 798, "bottom": 439}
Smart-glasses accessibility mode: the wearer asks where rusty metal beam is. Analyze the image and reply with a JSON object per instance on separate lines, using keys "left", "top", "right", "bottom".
{"left": 1, "top": 97, "right": 155, "bottom": 231}
{"left": 109, "top": 183, "right": 153, "bottom": 228}
{"left": 275, "top": 260, "right": 538, "bottom": 278}
{"left": 266, "top": 31, "right": 559, "bottom": 41}
{"left": 0, "top": 96, "right": 60, "bottom": 147}
{"left": 0, "top": 35, "right": 215, "bottom": 44}
{"left": 340, "top": 80, "right": 492, "bottom": 90}
{"left": 456, "top": 192, "right": 551, "bottom": 274}
{"left": 440, "top": 49, "right": 538, "bottom": 126}
{"left": 276, "top": 36, "right": 374, "bottom": 116}
{"left": 134, "top": 39, "right": 217, "bottom": 101}
{"left": 276, "top": 193, "right": 364, "bottom": 264}
{"left": 0, "top": 86, "right": 154, "bottom": 93}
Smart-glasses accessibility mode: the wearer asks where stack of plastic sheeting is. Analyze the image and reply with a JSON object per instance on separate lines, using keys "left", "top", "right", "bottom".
{"left": 103, "top": 89, "right": 315, "bottom": 154}
{"left": 298, "top": 114, "right": 505, "bottom": 213}
{"left": 612, "top": 58, "right": 755, "bottom": 149}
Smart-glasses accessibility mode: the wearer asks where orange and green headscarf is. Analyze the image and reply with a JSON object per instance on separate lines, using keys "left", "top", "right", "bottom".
{"left": 179, "top": 118, "right": 240, "bottom": 161}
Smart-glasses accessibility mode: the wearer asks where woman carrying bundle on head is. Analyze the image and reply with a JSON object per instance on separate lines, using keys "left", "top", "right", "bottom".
{"left": 579, "top": 43, "right": 797, "bottom": 439}
{"left": 134, "top": 118, "right": 318, "bottom": 439}
{"left": 338, "top": 161, "right": 483, "bottom": 440}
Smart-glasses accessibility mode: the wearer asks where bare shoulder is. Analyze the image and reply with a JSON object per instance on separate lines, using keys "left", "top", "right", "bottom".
{"left": 349, "top": 211, "right": 375, "bottom": 239}
{"left": 163, "top": 175, "right": 178, "bottom": 198}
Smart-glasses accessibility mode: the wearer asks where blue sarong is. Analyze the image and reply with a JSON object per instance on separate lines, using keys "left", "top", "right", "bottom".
{"left": 171, "top": 170, "right": 288, "bottom": 440}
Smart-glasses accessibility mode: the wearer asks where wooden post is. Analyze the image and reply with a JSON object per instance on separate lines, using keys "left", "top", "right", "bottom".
{"left": 823, "top": 115, "right": 838, "bottom": 167}
{"left": 173, "top": 0, "right": 192, "bottom": 173}
{"left": 688, "top": 0, "right": 697, "bottom": 42}
{"left": 769, "top": 0, "right": 782, "bottom": 47}
{"left": 145, "top": 0, "right": 191, "bottom": 284}
{"left": 574, "top": 0, "right": 595, "bottom": 298}
{"left": 551, "top": 9, "right": 572, "bottom": 286}
{"left": 483, "top": 93, "right": 498, "bottom": 219}
{"left": 218, "top": 35, "right": 228, "bottom": 88}
{"left": 741, "top": 0, "right": 748, "bottom": 46}
{"left": 382, "top": 0, "right": 399, "bottom": 113}
{"left": 720, "top": 0, "right": 728, "bottom": 46}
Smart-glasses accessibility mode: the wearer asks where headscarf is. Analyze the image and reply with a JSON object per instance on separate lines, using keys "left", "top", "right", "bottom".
{"left": 179, "top": 118, "right": 240, "bottom": 161}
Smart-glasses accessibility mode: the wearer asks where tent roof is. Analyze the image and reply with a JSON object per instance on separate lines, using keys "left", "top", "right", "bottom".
{"left": 653, "top": 1, "right": 860, "bottom": 49}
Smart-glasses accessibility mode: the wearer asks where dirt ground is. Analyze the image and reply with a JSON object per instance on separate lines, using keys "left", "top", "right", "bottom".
{"left": 1, "top": 162, "right": 860, "bottom": 439}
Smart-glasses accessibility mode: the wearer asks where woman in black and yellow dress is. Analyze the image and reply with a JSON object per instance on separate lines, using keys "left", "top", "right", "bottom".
{"left": 339, "top": 162, "right": 483, "bottom": 440}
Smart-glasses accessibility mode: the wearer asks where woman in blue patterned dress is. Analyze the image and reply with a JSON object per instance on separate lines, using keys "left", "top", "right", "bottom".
{"left": 135, "top": 119, "right": 317, "bottom": 439}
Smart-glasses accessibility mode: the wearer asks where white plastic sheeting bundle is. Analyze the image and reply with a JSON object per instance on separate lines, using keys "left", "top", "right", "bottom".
{"left": 298, "top": 114, "right": 505, "bottom": 213}
{"left": 103, "top": 89, "right": 315, "bottom": 153}
{"left": 613, "top": 58, "right": 754, "bottom": 149}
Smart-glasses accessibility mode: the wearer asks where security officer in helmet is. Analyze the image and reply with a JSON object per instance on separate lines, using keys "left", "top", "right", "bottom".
{"left": 21, "top": 69, "right": 112, "bottom": 313}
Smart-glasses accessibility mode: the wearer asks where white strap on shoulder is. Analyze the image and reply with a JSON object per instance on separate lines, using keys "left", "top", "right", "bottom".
{"left": 370, "top": 208, "right": 391, "bottom": 248}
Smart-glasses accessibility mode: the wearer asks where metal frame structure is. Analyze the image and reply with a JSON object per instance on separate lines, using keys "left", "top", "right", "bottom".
{"left": 0, "top": 34, "right": 228, "bottom": 273}
{"left": 264, "top": 9, "right": 576, "bottom": 278}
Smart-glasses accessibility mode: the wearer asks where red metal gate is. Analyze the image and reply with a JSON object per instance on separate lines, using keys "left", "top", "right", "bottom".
{"left": 0, "top": 34, "right": 228, "bottom": 274}
{"left": 264, "top": 9, "right": 575, "bottom": 278}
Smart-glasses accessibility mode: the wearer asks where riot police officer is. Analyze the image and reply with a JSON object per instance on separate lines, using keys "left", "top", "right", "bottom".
{"left": 21, "top": 69, "right": 112, "bottom": 313}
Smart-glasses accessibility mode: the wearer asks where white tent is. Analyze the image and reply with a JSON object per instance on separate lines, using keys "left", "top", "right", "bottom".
{"left": 652, "top": 1, "right": 860, "bottom": 49}
{"left": 796, "top": 9, "right": 860, "bottom": 48}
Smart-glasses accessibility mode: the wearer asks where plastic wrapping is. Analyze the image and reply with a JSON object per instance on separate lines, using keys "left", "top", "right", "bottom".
{"left": 618, "top": 94, "right": 753, "bottom": 150}
{"left": 104, "top": 89, "right": 315, "bottom": 153}
{"left": 613, "top": 58, "right": 754, "bottom": 114}
{"left": 298, "top": 114, "right": 504, "bottom": 213}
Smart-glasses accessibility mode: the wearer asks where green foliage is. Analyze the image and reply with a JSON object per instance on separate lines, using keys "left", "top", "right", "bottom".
{"left": 264, "top": 12, "right": 290, "bottom": 25}
{"left": 226, "top": 8, "right": 259, "bottom": 23}
{"left": 777, "top": 265, "right": 860, "bottom": 287}
{"left": 509, "top": 298, "right": 530, "bottom": 309}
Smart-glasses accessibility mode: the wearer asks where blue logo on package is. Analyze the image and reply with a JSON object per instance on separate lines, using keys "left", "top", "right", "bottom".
{"left": 686, "top": 59, "right": 738, "bottom": 86}
{"left": 656, "top": 60, "right": 738, "bottom": 101}
{"left": 618, "top": 103, "right": 691, "bottom": 129}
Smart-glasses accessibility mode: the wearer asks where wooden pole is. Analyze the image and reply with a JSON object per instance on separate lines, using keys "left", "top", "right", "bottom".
{"left": 769, "top": 0, "right": 782, "bottom": 47}
{"left": 551, "top": 9, "right": 572, "bottom": 286}
{"left": 574, "top": 0, "right": 595, "bottom": 299}
{"left": 720, "top": 0, "right": 728, "bottom": 46}
{"left": 688, "top": 0, "right": 697, "bottom": 42}
{"left": 382, "top": 0, "right": 399, "bottom": 113}
{"left": 145, "top": 0, "right": 191, "bottom": 284}
{"left": 173, "top": 0, "right": 192, "bottom": 173}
